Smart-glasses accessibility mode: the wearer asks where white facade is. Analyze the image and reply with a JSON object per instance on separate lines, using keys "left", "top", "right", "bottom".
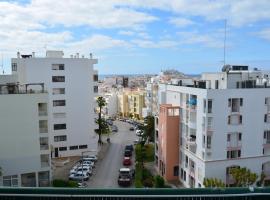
{"left": 103, "top": 92, "right": 118, "bottom": 117}
{"left": 0, "top": 81, "right": 51, "bottom": 187}
{"left": 158, "top": 66, "right": 270, "bottom": 188}
{"left": 11, "top": 51, "right": 99, "bottom": 158}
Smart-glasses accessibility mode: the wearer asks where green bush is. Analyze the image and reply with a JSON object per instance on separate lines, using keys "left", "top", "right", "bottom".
{"left": 135, "top": 163, "right": 143, "bottom": 188}
{"left": 143, "top": 177, "right": 153, "bottom": 188}
{"left": 52, "top": 179, "right": 78, "bottom": 187}
{"left": 142, "top": 168, "right": 152, "bottom": 179}
{"left": 154, "top": 175, "right": 165, "bottom": 188}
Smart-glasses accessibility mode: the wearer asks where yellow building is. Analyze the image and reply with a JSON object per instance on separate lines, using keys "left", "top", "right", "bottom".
{"left": 118, "top": 89, "right": 145, "bottom": 120}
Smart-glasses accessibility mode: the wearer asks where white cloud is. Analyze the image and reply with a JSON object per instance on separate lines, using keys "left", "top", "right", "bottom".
{"left": 131, "top": 39, "right": 178, "bottom": 48}
{"left": 256, "top": 28, "right": 270, "bottom": 41}
{"left": 169, "top": 17, "right": 195, "bottom": 27}
{"left": 118, "top": 31, "right": 135, "bottom": 36}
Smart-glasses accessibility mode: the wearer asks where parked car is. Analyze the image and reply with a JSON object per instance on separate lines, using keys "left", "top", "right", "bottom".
{"left": 136, "top": 130, "right": 144, "bottom": 136}
{"left": 118, "top": 168, "right": 134, "bottom": 187}
{"left": 83, "top": 155, "right": 98, "bottom": 162}
{"left": 123, "top": 157, "right": 132, "bottom": 166}
{"left": 125, "top": 144, "right": 134, "bottom": 152}
{"left": 124, "top": 149, "right": 132, "bottom": 157}
{"left": 111, "top": 125, "right": 118, "bottom": 132}
{"left": 81, "top": 160, "right": 95, "bottom": 168}
{"left": 70, "top": 166, "right": 92, "bottom": 175}
{"left": 106, "top": 119, "right": 113, "bottom": 126}
{"left": 129, "top": 127, "right": 134, "bottom": 131}
{"left": 69, "top": 171, "right": 89, "bottom": 181}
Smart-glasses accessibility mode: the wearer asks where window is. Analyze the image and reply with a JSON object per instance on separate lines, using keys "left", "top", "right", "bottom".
{"left": 52, "top": 64, "right": 64, "bottom": 70}
{"left": 70, "top": 145, "right": 78, "bottom": 150}
{"left": 265, "top": 97, "right": 270, "bottom": 105}
{"left": 228, "top": 114, "right": 242, "bottom": 125}
{"left": 40, "top": 154, "right": 49, "bottom": 167}
{"left": 3, "top": 175, "right": 18, "bottom": 187}
{"left": 93, "top": 74, "right": 98, "bottom": 82}
{"left": 54, "top": 123, "right": 66, "bottom": 130}
{"left": 207, "top": 99, "right": 212, "bottom": 113}
{"left": 215, "top": 80, "right": 219, "bottom": 89}
{"left": 79, "top": 145, "right": 88, "bottom": 149}
{"left": 53, "top": 112, "right": 66, "bottom": 118}
{"left": 39, "top": 120, "right": 48, "bottom": 133}
{"left": 238, "top": 133, "right": 242, "bottom": 141}
{"left": 94, "top": 86, "right": 98, "bottom": 93}
{"left": 183, "top": 171, "right": 186, "bottom": 181}
{"left": 173, "top": 166, "right": 179, "bottom": 176}
{"left": 203, "top": 135, "right": 206, "bottom": 147}
{"left": 134, "top": 108, "right": 137, "bottom": 112}
{"left": 53, "top": 100, "right": 66, "bottom": 107}
{"left": 54, "top": 135, "right": 67, "bottom": 142}
{"left": 38, "top": 103, "right": 47, "bottom": 116}
{"left": 52, "top": 76, "right": 65, "bottom": 82}
{"left": 265, "top": 114, "right": 270, "bottom": 123}
{"left": 206, "top": 136, "right": 211, "bottom": 149}
{"left": 203, "top": 99, "right": 206, "bottom": 113}
{"left": 59, "top": 147, "right": 67, "bottom": 151}
{"left": 11, "top": 63, "right": 17, "bottom": 71}
{"left": 227, "top": 134, "right": 231, "bottom": 142}
{"left": 227, "top": 150, "right": 241, "bottom": 159}
{"left": 40, "top": 137, "right": 49, "bottom": 150}
{"left": 185, "top": 155, "right": 188, "bottom": 168}
{"left": 264, "top": 130, "right": 270, "bottom": 143}
{"left": 52, "top": 88, "right": 65, "bottom": 95}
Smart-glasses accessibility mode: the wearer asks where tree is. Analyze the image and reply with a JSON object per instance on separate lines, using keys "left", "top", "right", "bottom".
{"left": 96, "top": 96, "right": 106, "bottom": 145}
{"left": 154, "top": 175, "right": 165, "bottom": 188}
{"left": 144, "top": 115, "right": 155, "bottom": 142}
{"left": 230, "top": 167, "right": 258, "bottom": 187}
{"left": 0, "top": 167, "right": 2, "bottom": 177}
{"left": 203, "top": 178, "right": 225, "bottom": 188}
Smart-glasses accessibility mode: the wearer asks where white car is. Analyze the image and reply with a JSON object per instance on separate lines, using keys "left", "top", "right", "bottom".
{"left": 69, "top": 171, "right": 89, "bottom": 181}
{"left": 70, "top": 166, "right": 92, "bottom": 175}
{"left": 136, "top": 130, "right": 143, "bottom": 136}
{"left": 82, "top": 160, "right": 95, "bottom": 168}
{"left": 83, "top": 155, "right": 98, "bottom": 162}
{"left": 134, "top": 139, "right": 140, "bottom": 145}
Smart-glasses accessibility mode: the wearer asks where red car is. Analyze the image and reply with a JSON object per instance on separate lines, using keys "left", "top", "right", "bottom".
{"left": 123, "top": 157, "right": 132, "bottom": 166}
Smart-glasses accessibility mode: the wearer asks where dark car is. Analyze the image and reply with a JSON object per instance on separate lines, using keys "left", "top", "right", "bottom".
{"left": 124, "top": 149, "right": 132, "bottom": 157}
{"left": 129, "top": 127, "right": 134, "bottom": 131}
{"left": 125, "top": 144, "right": 134, "bottom": 152}
{"left": 111, "top": 125, "right": 118, "bottom": 132}
{"left": 106, "top": 119, "right": 113, "bottom": 126}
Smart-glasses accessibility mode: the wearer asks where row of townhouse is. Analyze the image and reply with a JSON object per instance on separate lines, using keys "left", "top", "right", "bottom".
{"left": 0, "top": 51, "right": 98, "bottom": 187}
{"left": 155, "top": 65, "right": 270, "bottom": 188}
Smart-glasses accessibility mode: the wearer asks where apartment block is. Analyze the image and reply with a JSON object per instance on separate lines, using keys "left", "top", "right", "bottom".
{"left": 157, "top": 65, "right": 270, "bottom": 188}
{"left": 0, "top": 80, "right": 51, "bottom": 187}
{"left": 118, "top": 89, "right": 146, "bottom": 120}
{"left": 11, "top": 51, "right": 99, "bottom": 158}
{"left": 156, "top": 104, "right": 180, "bottom": 181}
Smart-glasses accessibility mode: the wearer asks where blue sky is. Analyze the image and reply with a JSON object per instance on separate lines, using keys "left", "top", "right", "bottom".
{"left": 1, "top": 0, "right": 270, "bottom": 74}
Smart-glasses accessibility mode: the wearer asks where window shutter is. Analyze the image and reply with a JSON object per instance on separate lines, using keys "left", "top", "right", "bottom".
{"left": 239, "top": 115, "right": 242, "bottom": 124}
{"left": 240, "top": 98, "right": 243, "bottom": 106}
{"left": 228, "top": 99, "right": 231, "bottom": 107}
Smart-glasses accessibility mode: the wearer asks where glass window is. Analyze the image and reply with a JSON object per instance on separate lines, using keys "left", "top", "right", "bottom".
{"left": 52, "top": 76, "right": 65, "bottom": 82}
{"left": 207, "top": 99, "right": 212, "bottom": 113}
{"left": 11, "top": 63, "right": 17, "bottom": 71}
{"left": 54, "top": 135, "right": 67, "bottom": 142}
{"left": 53, "top": 100, "right": 66, "bottom": 107}
{"left": 70, "top": 145, "right": 78, "bottom": 150}
{"left": 54, "top": 123, "right": 66, "bottom": 130}
{"left": 52, "top": 64, "right": 65, "bottom": 70}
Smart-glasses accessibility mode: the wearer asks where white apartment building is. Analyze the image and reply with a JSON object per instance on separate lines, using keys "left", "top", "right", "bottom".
{"left": 144, "top": 77, "right": 159, "bottom": 117}
{"left": 11, "top": 51, "right": 99, "bottom": 158}
{"left": 157, "top": 65, "right": 270, "bottom": 188}
{"left": 0, "top": 79, "right": 51, "bottom": 187}
{"left": 103, "top": 92, "right": 118, "bottom": 118}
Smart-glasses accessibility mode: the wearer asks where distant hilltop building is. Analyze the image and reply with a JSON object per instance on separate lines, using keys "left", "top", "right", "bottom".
{"left": 156, "top": 65, "right": 270, "bottom": 188}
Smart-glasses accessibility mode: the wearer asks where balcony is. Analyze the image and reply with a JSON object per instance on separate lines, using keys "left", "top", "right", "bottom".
{"left": 40, "top": 137, "right": 49, "bottom": 151}
{"left": 227, "top": 141, "right": 242, "bottom": 150}
{"left": 40, "top": 154, "right": 50, "bottom": 168}
{"left": 188, "top": 121, "right": 197, "bottom": 129}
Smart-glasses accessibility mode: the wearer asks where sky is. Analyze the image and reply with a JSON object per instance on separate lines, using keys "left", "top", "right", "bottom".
{"left": 1, "top": 0, "right": 270, "bottom": 74}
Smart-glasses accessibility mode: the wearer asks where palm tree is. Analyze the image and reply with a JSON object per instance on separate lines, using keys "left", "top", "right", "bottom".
{"left": 96, "top": 96, "right": 106, "bottom": 145}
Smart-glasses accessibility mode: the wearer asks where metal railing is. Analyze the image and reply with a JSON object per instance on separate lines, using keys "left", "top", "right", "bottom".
{"left": 0, "top": 187, "right": 270, "bottom": 199}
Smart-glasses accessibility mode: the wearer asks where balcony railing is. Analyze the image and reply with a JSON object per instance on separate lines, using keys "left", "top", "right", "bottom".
{"left": 1, "top": 187, "right": 270, "bottom": 199}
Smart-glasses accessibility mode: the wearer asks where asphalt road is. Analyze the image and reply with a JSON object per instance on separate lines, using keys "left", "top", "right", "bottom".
{"left": 87, "top": 120, "right": 137, "bottom": 188}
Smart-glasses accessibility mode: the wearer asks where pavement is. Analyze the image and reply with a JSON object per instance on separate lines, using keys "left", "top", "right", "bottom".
{"left": 87, "top": 120, "right": 137, "bottom": 188}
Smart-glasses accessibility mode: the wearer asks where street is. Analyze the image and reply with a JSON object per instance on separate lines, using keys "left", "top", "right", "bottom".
{"left": 87, "top": 120, "right": 137, "bottom": 188}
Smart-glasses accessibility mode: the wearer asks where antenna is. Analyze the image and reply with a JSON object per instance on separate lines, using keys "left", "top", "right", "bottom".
{"left": 223, "top": 19, "right": 227, "bottom": 66}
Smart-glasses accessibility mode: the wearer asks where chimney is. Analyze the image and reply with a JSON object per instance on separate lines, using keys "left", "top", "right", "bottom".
{"left": 17, "top": 52, "right": 20, "bottom": 58}
{"left": 90, "top": 53, "right": 93, "bottom": 59}
{"left": 32, "top": 52, "right": 35, "bottom": 58}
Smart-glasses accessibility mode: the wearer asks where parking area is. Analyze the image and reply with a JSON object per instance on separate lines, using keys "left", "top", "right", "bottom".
{"left": 53, "top": 120, "right": 138, "bottom": 188}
